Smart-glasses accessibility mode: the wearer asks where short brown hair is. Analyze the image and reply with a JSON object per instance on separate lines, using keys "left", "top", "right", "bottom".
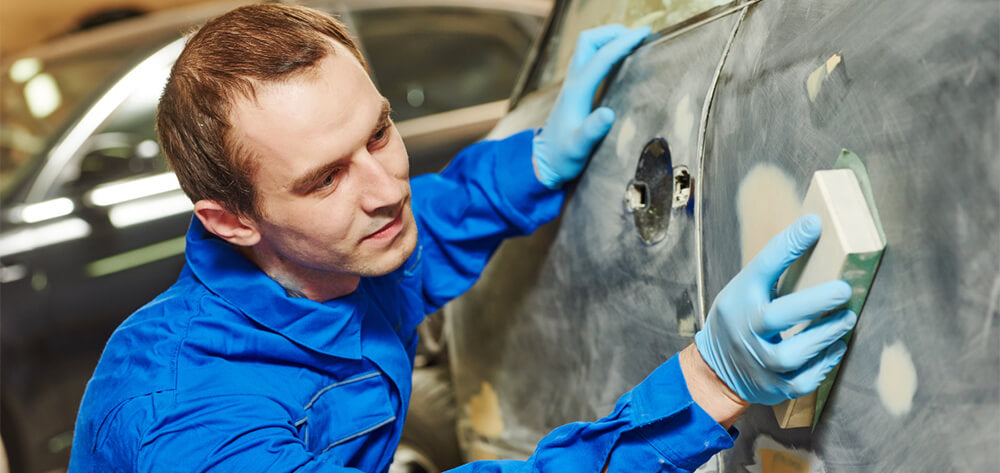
{"left": 156, "top": 4, "right": 369, "bottom": 218}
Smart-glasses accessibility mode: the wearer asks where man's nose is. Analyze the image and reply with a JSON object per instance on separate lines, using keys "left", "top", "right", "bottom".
{"left": 357, "top": 151, "right": 405, "bottom": 213}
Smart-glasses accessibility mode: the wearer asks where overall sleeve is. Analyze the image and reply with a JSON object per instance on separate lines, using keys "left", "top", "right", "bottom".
{"left": 87, "top": 358, "right": 730, "bottom": 473}
{"left": 409, "top": 129, "right": 564, "bottom": 313}
{"left": 445, "top": 354, "right": 736, "bottom": 473}
{"left": 107, "top": 394, "right": 371, "bottom": 473}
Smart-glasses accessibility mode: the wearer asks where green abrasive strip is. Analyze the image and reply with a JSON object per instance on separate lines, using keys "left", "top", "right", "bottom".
{"left": 812, "top": 150, "right": 888, "bottom": 428}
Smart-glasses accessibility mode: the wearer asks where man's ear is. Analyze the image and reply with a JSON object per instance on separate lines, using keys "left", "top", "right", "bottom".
{"left": 193, "top": 200, "right": 261, "bottom": 247}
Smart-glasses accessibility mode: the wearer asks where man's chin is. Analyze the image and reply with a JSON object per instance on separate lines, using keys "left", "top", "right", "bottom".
{"left": 393, "top": 222, "right": 420, "bottom": 270}
{"left": 363, "top": 221, "right": 419, "bottom": 277}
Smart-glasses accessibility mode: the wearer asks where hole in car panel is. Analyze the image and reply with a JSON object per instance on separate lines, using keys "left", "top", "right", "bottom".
{"left": 624, "top": 138, "right": 693, "bottom": 245}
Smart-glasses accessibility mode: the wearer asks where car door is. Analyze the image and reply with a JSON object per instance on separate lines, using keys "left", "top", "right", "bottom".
{"left": 699, "top": 0, "right": 998, "bottom": 470}
{"left": 446, "top": 0, "right": 999, "bottom": 470}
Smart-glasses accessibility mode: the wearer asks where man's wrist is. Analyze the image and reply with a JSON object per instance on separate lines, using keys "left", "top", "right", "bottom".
{"left": 532, "top": 153, "right": 546, "bottom": 187}
{"left": 531, "top": 150, "right": 563, "bottom": 189}
{"left": 679, "top": 344, "right": 749, "bottom": 429}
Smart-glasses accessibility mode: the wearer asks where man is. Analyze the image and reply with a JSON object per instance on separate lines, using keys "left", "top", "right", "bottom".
{"left": 70, "top": 4, "right": 856, "bottom": 472}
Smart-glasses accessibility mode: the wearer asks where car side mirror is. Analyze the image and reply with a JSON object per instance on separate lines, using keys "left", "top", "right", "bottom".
{"left": 71, "top": 133, "right": 161, "bottom": 194}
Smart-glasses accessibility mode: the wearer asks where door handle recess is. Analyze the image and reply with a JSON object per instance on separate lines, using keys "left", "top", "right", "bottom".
{"left": 623, "top": 138, "right": 693, "bottom": 244}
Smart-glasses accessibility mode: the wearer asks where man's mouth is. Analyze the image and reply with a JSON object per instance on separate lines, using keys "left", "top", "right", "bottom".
{"left": 363, "top": 206, "right": 404, "bottom": 243}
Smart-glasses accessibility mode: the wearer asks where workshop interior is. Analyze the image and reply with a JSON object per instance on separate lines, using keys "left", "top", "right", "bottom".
{"left": 1, "top": 0, "right": 997, "bottom": 472}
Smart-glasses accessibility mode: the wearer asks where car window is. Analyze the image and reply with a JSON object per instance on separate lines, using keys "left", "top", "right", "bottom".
{"left": 48, "top": 74, "right": 170, "bottom": 201}
{"left": 41, "top": 39, "right": 181, "bottom": 202}
{"left": 350, "top": 6, "right": 543, "bottom": 122}
{"left": 526, "top": 0, "right": 738, "bottom": 93}
{"left": 1, "top": 33, "right": 178, "bottom": 201}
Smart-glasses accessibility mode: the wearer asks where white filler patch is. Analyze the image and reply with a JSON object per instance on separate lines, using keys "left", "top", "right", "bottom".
{"left": 876, "top": 341, "right": 918, "bottom": 416}
{"left": 672, "top": 94, "right": 696, "bottom": 153}
{"left": 737, "top": 164, "right": 803, "bottom": 266}
{"left": 677, "top": 315, "right": 696, "bottom": 337}
{"left": 745, "top": 435, "right": 825, "bottom": 473}
{"left": 616, "top": 115, "right": 637, "bottom": 159}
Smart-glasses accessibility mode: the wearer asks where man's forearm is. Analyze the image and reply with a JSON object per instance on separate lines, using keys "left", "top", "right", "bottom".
{"left": 679, "top": 344, "right": 749, "bottom": 430}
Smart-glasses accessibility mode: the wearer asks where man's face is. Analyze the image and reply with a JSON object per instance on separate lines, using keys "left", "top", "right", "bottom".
{"left": 229, "top": 41, "right": 418, "bottom": 298}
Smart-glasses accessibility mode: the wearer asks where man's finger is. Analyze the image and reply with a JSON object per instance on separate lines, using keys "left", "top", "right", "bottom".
{"left": 574, "top": 27, "right": 650, "bottom": 97}
{"left": 567, "top": 24, "right": 632, "bottom": 74}
{"left": 756, "top": 280, "right": 852, "bottom": 335}
{"left": 567, "top": 107, "right": 616, "bottom": 157}
{"left": 782, "top": 340, "right": 848, "bottom": 399}
{"left": 747, "top": 214, "right": 822, "bottom": 287}
{"left": 769, "top": 310, "right": 857, "bottom": 371}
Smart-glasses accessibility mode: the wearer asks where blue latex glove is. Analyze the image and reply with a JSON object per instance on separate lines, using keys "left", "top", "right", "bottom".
{"left": 694, "top": 215, "right": 859, "bottom": 406}
{"left": 533, "top": 24, "right": 651, "bottom": 189}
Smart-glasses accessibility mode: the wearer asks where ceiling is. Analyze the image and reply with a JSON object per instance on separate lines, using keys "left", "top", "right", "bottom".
{"left": 1, "top": 0, "right": 212, "bottom": 55}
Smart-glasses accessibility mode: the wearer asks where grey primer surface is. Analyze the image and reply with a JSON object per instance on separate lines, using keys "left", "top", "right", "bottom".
{"left": 703, "top": 0, "right": 999, "bottom": 471}
{"left": 447, "top": 0, "right": 999, "bottom": 470}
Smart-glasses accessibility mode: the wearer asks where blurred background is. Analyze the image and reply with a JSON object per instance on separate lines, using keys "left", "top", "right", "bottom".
{"left": 2, "top": 0, "right": 208, "bottom": 55}
{"left": 0, "top": 1, "right": 551, "bottom": 472}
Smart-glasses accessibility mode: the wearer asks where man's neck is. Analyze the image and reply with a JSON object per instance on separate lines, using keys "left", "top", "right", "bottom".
{"left": 236, "top": 245, "right": 361, "bottom": 302}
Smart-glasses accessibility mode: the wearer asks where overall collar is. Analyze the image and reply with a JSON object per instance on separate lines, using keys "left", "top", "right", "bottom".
{"left": 184, "top": 217, "right": 363, "bottom": 360}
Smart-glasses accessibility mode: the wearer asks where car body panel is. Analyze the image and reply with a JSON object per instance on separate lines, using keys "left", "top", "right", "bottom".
{"left": 703, "top": 0, "right": 999, "bottom": 470}
{"left": 447, "top": 0, "right": 999, "bottom": 469}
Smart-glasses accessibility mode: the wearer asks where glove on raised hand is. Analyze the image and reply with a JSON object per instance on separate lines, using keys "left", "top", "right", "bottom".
{"left": 532, "top": 24, "right": 650, "bottom": 189}
{"left": 694, "top": 215, "right": 858, "bottom": 406}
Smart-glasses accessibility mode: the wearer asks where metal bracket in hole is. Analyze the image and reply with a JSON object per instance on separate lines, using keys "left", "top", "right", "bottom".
{"left": 672, "top": 165, "right": 692, "bottom": 209}
{"left": 624, "top": 180, "right": 648, "bottom": 212}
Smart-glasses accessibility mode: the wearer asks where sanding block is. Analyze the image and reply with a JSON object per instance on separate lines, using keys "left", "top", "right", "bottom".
{"left": 773, "top": 163, "right": 886, "bottom": 429}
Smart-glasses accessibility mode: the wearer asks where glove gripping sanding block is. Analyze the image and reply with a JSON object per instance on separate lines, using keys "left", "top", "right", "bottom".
{"left": 772, "top": 165, "right": 886, "bottom": 429}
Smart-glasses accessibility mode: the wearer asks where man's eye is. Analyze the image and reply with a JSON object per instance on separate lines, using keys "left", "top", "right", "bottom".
{"left": 371, "top": 125, "right": 389, "bottom": 145}
{"left": 318, "top": 170, "right": 339, "bottom": 189}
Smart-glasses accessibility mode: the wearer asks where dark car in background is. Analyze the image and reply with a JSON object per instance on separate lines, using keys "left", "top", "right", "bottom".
{"left": 443, "top": 0, "right": 998, "bottom": 471}
{"left": 0, "top": 1, "right": 550, "bottom": 471}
